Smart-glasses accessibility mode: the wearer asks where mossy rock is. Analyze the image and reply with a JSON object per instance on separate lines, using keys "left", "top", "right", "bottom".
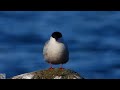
{"left": 11, "top": 68, "right": 84, "bottom": 79}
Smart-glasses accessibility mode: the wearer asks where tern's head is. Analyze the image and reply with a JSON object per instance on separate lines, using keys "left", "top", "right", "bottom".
{"left": 51, "top": 32, "right": 62, "bottom": 41}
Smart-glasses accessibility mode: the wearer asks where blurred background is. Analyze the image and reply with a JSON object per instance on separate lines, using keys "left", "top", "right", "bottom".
{"left": 0, "top": 11, "right": 120, "bottom": 79}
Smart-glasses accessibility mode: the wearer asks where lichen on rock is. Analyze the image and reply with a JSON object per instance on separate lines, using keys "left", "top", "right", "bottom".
{"left": 11, "top": 68, "right": 84, "bottom": 79}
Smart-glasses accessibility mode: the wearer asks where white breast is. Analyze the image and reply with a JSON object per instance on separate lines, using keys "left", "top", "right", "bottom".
{"left": 46, "top": 37, "right": 66, "bottom": 58}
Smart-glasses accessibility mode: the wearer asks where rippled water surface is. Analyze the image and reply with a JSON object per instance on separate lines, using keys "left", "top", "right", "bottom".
{"left": 0, "top": 11, "right": 120, "bottom": 79}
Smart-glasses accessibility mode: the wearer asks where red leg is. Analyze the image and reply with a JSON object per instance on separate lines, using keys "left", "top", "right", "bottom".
{"left": 59, "top": 64, "right": 64, "bottom": 70}
{"left": 49, "top": 63, "right": 54, "bottom": 70}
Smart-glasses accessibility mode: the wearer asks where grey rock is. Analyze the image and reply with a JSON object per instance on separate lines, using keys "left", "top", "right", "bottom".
{"left": 0, "top": 74, "right": 6, "bottom": 79}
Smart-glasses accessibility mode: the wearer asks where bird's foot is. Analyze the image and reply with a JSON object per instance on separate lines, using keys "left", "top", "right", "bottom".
{"left": 48, "top": 67, "right": 54, "bottom": 70}
{"left": 59, "top": 64, "right": 64, "bottom": 70}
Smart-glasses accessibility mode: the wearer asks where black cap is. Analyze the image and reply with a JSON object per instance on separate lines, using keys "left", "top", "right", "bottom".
{"left": 51, "top": 32, "right": 62, "bottom": 40}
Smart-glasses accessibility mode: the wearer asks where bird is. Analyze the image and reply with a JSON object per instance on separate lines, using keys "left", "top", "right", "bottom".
{"left": 43, "top": 31, "right": 69, "bottom": 69}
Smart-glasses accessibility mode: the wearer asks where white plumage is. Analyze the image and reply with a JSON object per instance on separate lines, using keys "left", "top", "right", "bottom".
{"left": 43, "top": 32, "right": 69, "bottom": 68}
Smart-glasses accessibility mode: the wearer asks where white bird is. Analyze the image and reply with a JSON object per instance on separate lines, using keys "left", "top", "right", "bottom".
{"left": 43, "top": 32, "right": 69, "bottom": 69}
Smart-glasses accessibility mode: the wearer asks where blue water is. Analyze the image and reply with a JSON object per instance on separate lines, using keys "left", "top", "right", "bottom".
{"left": 0, "top": 11, "right": 120, "bottom": 79}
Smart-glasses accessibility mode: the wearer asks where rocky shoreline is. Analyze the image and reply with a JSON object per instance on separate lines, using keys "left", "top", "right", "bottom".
{"left": 10, "top": 68, "right": 84, "bottom": 79}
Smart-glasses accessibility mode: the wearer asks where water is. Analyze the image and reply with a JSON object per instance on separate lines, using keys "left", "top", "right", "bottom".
{"left": 0, "top": 11, "right": 120, "bottom": 79}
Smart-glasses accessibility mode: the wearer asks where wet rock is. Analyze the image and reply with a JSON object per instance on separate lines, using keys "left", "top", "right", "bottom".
{"left": 11, "top": 68, "right": 84, "bottom": 79}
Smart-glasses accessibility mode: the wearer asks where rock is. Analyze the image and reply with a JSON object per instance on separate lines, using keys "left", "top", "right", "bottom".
{"left": 0, "top": 74, "right": 6, "bottom": 79}
{"left": 11, "top": 68, "right": 84, "bottom": 79}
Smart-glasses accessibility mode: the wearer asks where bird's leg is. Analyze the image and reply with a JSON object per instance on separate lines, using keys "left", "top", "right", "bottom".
{"left": 49, "top": 63, "right": 54, "bottom": 69}
{"left": 59, "top": 64, "right": 64, "bottom": 70}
